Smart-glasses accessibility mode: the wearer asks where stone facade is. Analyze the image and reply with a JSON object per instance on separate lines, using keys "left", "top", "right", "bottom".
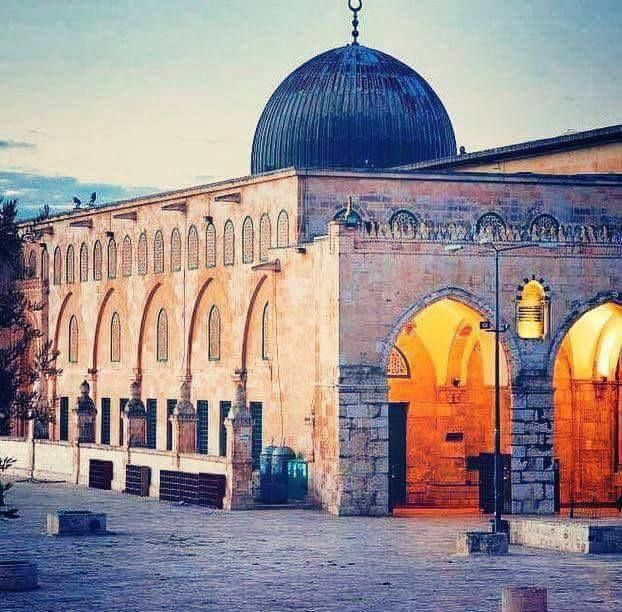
{"left": 8, "top": 139, "right": 622, "bottom": 516}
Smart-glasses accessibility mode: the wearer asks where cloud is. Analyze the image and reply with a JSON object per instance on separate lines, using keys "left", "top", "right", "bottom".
{"left": 0, "top": 171, "right": 154, "bottom": 220}
{"left": 0, "top": 139, "right": 36, "bottom": 150}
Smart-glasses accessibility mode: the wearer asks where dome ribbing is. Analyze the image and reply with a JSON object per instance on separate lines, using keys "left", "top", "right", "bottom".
{"left": 251, "top": 44, "right": 456, "bottom": 174}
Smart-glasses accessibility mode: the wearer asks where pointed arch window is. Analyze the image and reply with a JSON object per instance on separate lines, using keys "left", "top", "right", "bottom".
{"left": 156, "top": 309, "right": 168, "bottom": 362}
{"left": 223, "top": 220, "right": 235, "bottom": 266}
{"left": 79, "top": 243, "right": 88, "bottom": 282}
{"left": 93, "top": 240, "right": 102, "bottom": 281}
{"left": 277, "top": 210, "right": 289, "bottom": 248}
{"left": 27, "top": 250, "right": 37, "bottom": 278}
{"left": 68, "top": 315, "right": 79, "bottom": 363}
{"left": 53, "top": 247, "right": 62, "bottom": 285}
{"left": 516, "top": 279, "right": 549, "bottom": 340}
{"left": 206, "top": 222, "right": 216, "bottom": 267}
{"left": 154, "top": 230, "right": 164, "bottom": 273}
{"left": 171, "top": 228, "right": 182, "bottom": 272}
{"left": 187, "top": 225, "right": 199, "bottom": 270}
{"left": 259, "top": 214, "right": 271, "bottom": 262}
{"left": 137, "top": 232, "right": 148, "bottom": 275}
{"left": 110, "top": 312, "right": 121, "bottom": 363}
{"left": 242, "top": 217, "right": 254, "bottom": 264}
{"left": 208, "top": 306, "right": 221, "bottom": 361}
{"left": 261, "top": 302, "right": 271, "bottom": 360}
{"left": 121, "top": 236, "right": 132, "bottom": 277}
{"left": 41, "top": 248, "right": 49, "bottom": 282}
{"left": 66, "top": 244, "right": 75, "bottom": 284}
{"left": 107, "top": 238, "right": 117, "bottom": 279}
{"left": 387, "top": 347, "right": 410, "bottom": 378}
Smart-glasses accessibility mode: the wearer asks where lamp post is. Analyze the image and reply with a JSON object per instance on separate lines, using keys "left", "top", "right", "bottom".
{"left": 445, "top": 240, "right": 558, "bottom": 534}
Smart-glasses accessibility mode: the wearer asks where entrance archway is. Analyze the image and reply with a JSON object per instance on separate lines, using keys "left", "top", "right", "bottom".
{"left": 387, "top": 298, "right": 511, "bottom": 510}
{"left": 553, "top": 302, "right": 622, "bottom": 513}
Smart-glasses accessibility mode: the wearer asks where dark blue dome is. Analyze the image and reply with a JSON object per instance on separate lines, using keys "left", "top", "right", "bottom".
{"left": 251, "top": 44, "right": 456, "bottom": 175}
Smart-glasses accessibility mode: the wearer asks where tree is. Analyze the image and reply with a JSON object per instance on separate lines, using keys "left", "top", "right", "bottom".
{"left": 0, "top": 198, "right": 61, "bottom": 435}
{"left": 0, "top": 457, "right": 18, "bottom": 519}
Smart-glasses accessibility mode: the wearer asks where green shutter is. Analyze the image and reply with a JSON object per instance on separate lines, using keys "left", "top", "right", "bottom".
{"left": 101, "top": 398, "right": 111, "bottom": 445}
{"left": 219, "top": 401, "right": 231, "bottom": 457}
{"left": 197, "top": 400, "right": 209, "bottom": 455}
{"left": 146, "top": 399, "right": 157, "bottom": 449}
{"left": 59, "top": 397, "right": 69, "bottom": 441}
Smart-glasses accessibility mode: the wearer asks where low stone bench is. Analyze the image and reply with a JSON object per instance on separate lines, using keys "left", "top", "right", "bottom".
{"left": 456, "top": 531, "right": 508, "bottom": 556}
{"left": 509, "top": 518, "right": 622, "bottom": 554}
{"left": 47, "top": 510, "right": 107, "bottom": 536}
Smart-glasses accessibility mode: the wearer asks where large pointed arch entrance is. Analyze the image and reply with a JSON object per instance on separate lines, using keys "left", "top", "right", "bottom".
{"left": 387, "top": 298, "right": 512, "bottom": 511}
{"left": 553, "top": 302, "right": 622, "bottom": 514}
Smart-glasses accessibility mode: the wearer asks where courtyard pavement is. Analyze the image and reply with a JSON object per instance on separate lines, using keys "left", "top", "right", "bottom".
{"left": 1, "top": 483, "right": 622, "bottom": 611}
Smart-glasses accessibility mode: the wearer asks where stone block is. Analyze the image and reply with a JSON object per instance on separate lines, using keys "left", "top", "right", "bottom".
{"left": 501, "top": 587, "right": 547, "bottom": 612}
{"left": 47, "top": 510, "right": 107, "bottom": 536}
{"left": 0, "top": 561, "right": 38, "bottom": 592}
{"left": 456, "top": 531, "right": 508, "bottom": 556}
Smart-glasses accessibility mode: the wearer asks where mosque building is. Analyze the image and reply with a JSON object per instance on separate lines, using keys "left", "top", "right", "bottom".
{"left": 5, "top": 3, "right": 622, "bottom": 516}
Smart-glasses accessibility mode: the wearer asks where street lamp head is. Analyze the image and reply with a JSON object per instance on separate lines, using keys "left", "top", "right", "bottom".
{"left": 444, "top": 244, "right": 464, "bottom": 253}
{"left": 478, "top": 237, "right": 493, "bottom": 245}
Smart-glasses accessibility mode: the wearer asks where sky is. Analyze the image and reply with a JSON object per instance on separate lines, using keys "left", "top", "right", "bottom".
{"left": 1, "top": 0, "right": 621, "bottom": 218}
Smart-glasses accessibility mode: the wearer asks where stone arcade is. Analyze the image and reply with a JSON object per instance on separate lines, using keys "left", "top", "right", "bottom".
{"left": 4, "top": 6, "right": 622, "bottom": 516}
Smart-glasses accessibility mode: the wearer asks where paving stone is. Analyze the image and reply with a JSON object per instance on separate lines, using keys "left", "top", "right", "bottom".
{"left": 2, "top": 482, "right": 622, "bottom": 612}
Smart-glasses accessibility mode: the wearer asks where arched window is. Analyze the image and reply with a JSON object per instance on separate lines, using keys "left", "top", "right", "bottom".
{"left": 261, "top": 302, "right": 271, "bottom": 360}
{"left": 107, "top": 238, "right": 117, "bottom": 279}
{"left": 187, "top": 225, "right": 199, "bottom": 269}
{"left": 530, "top": 214, "right": 560, "bottom": 242}
{"left": 516, "top": 279, "right": 549, "bottom": 340}
{"left": 66, "top": 245, "right": 75, "bottom": 283}
{"left": 389, "top": 210, "right": 418, "bottom": 237}
{"left": 122, "top": 236, "right": 132, "bottom": 277}
{"left": 110, "top": 312, "right": 121, "bottom": 362}
{"left": 206, "top": 222, "right": 216, "bottom": 267}
{"left": 137, "top": 232, "right": 148, "bottom": 275}
{"left": 53, "top": 247, "right": 62, "bottom": 285}
{"left": 476, "top": 212, "right": 506, "bottom": 241}
{"left": 93, "top": 240, "right": 102, "bottom": 281}
{"left": 277, "top": 210, "right": 289, "bottom": 248}
{"left": 27, "top": 250, "right": 37, "bottom": 278}
{"left": 259, "top": 214, "right": 271, "bottom": 262}
{"left": 242, "top": 217, "right": 254, "bottom": 264}
{"left": 154, "top": 230, "right": 164, "bottom": 273}
{"left": 40, "top": 248, "right": 49, "bottom": 282}
{"left": 333, "top": 208, "right": 363, "bottom": 226}
{"left": 387, "top": 346, "right": 410, "bottom": 378}
{"left": 171, "top": 228, "right": 182, "bottom": 272}
{"left": 68, "top": 315, "right": 78, "bottom": 363}
{"left": 156, "top": 308, "right": 168, "bottom": 362}
{"left": 223, "top": 220, "right": 235, "bottom": 266}
{"left": 208, "top": 305, "right": 221, "bottom": 361}
{"left": 79, "top": 243, "right": 88, "bottom": 282}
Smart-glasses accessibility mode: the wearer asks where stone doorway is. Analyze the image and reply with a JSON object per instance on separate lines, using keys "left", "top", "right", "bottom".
{"left": 387, "top": 298, "right": 511, "bottom": 511}
{"left": 553, "top": 302, "right": 622, "bottom": 515}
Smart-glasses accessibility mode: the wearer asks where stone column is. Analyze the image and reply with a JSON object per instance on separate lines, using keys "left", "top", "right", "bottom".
{"left": 223, "top": 370, "right": 254, "bottom": 511}
{"left": 335, "top": 365, "right": 389, "bottom": 517}
{"left": 511, "top": 374, "right": 555, "bottom": 514}
{"left": 123, "top": 381, "right": 147, "bottom": 449}
{"left": 72, "top": 380, "right": 97, "bottom": 444}
{"left": 171, "top": 378, "right": 197, "bottom": 455}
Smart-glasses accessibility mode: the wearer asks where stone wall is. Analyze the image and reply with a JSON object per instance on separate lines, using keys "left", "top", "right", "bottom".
{"left": 336, "top": 365, "right": 389, "bottom": 516}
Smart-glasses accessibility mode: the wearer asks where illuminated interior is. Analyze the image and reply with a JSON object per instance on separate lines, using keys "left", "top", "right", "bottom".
{"left": 517, "top": 280, "right": 548, "bottom": 339}
{"left": 388, "top": 298, "right": 511, "bottom": 509}
{"left": 554, "top": 302, "right": 622, "bottom": 512}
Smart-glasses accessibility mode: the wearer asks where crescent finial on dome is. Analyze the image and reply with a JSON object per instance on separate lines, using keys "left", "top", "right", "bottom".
{"left": 348, "top": 0, "right": 362, "bottom": 46}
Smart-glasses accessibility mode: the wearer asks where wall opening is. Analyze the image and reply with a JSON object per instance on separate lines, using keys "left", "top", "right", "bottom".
{"left": 387, "top": 298, "right": 511, "bottom": 511}
{"left": 553, "top": 302, "right": 622, "bottom": 515}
